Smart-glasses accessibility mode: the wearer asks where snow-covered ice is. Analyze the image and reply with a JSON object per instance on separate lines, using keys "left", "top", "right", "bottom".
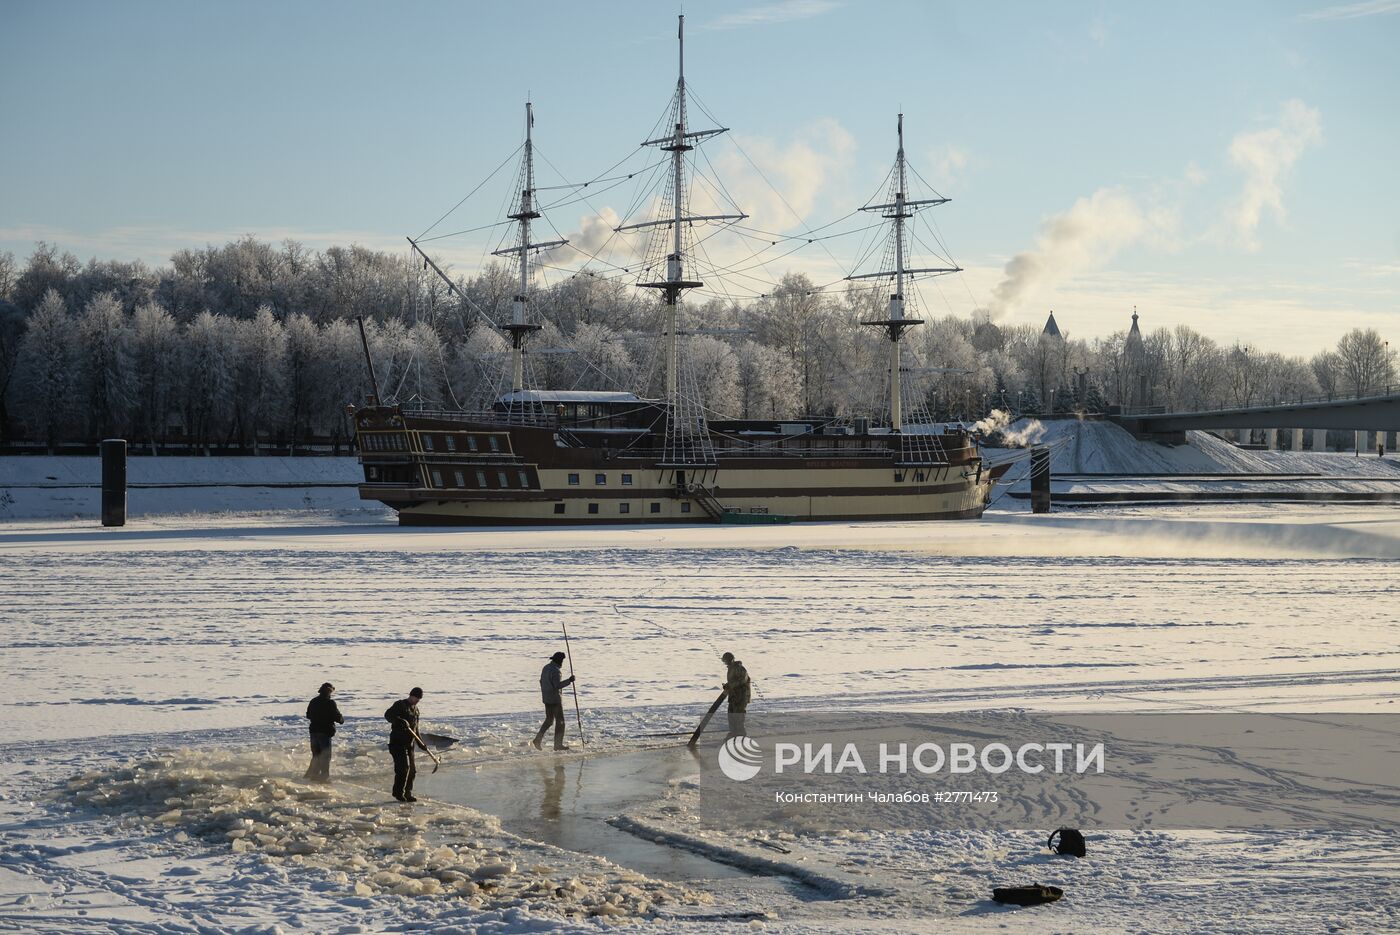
{"left": 2, "top": 502, "right": 1397, "bottom": 932}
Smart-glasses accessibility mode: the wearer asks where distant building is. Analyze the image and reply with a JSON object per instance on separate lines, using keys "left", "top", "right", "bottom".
{"left": 1042, "top": 310, "right": 1061, "bottom": 338}
{"left": 1123, "top": 307, "right": 1148, "bottom": 409}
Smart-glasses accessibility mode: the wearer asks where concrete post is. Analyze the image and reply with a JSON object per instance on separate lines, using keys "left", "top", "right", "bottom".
{"left": 1312, "top": 429, "right": 1327, "bottom": 452}
{"left": 1030, "top": 446, "right": 1051, "bottom": 514}
{"left": 1291, "top": 428, "right": 1303, "bottom": 451}
{"left": 101, "top": 438, "right": 127, "bottom": 527}
{"left": 1266, "top": 428, "right": 1278, "bottom": 450}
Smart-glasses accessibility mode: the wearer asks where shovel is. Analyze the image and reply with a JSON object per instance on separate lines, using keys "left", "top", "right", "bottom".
{"left": 405, "top": 724, "right": 443, "bottom": 773}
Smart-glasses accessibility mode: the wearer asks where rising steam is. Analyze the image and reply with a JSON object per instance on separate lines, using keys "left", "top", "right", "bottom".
{"left": 974, "top": 408, "right": 1046, "bottom": 446}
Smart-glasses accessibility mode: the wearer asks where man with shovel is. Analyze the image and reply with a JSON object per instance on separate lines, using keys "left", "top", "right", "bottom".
{"left": 532, "top": 652, "right": 576, "bottom": 751}
{"left": 385, "top": 687, "right": 430, "bottom": 802}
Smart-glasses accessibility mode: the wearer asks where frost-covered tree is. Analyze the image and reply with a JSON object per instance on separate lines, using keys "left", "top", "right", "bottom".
{"left": 1334, "top": 328, "right": 1394, "bottom": 396}
{"left": 319, "top": 318, "right": 373, "bottom": 450}
{"left": 735, "top": 340, "right": 799, "bottom": 419}
{"left": 282, "top": 312, "right": 322, "bottom": 454}
{"left": 231, "top": 306, "right": 286, "bottom": 453}
{"left": 687, "top": 335, "right": 740, "bottom": 418}
{"left": 0, "top": 298, "right": 25, "bottom": 441}
{"left": 12, "top": 290, "right": 77, "bottom": 452}
{"left": 75, "top": 292, "right": 134, "bottom": 441}
{"left": 130, "top": 302, "right": 180, "bottom": 454}
{"left": 182, "top": 311, "right": 233, "bottom": 454}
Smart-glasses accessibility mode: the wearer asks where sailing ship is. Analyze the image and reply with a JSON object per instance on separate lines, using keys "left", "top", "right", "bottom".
{"left": 352, "top": 16, "right": 1008, "bottom": 525}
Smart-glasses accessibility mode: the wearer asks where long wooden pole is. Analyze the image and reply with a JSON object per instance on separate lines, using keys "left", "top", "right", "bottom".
{"left": 687, "top": 690, "right": 728, "bottom": 748}
{"left": 561, "top": 620, "right": 585, "bottom": 745}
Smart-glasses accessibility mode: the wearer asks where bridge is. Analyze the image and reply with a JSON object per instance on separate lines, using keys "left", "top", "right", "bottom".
{"left": 1110, "top": 387, "right": 1400, "bottom": 449}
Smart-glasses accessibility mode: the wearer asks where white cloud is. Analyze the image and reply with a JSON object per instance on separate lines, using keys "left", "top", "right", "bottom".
{"left": 704, "top": 0, "right": 839, "bottom": 30}
{"left": 708, "top": 118, "right": 857, "bottom": 235}
{"left": 1300, "top": 0, "right": 1400, "bottom": 20}
{"left": 1223, "top": 99, "right": 1322, "bottom": 250}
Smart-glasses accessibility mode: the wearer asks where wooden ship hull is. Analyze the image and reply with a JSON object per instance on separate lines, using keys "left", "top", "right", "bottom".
{"left": 354, "top": 402, "right": 1005, "bottom": 526}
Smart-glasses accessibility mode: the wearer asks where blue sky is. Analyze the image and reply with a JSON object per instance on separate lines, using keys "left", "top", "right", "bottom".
{"left": 2, "top": 0, "right": 1397, "bottom": 354}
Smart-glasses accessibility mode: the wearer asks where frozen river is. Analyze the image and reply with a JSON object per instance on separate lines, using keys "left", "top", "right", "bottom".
{"left": 2, "top": 504, "right": 1397, "bottom": 932}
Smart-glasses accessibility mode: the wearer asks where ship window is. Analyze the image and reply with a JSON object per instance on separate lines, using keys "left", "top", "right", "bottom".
{"left": 446, "top": 436, "right": 456, "bottom": 452}
{"left": 568, "top": 473, "right": 580, "bottom": 485}
{"left": 368, "top": 466, "right": 380, "bottom": 481}
{"left": 430, "top": 470, "right": 442, "bottom": 487}
{"left": 476, "top": 470, "right": 487, "bottom": 487}
{"left": 621, "top": 473, "right": 633, "bottom": 486}
{"left": 554, "top": 503, "right": 566, "bottom": 514}
{"left": 467, "top": 436, "right": 478, "bottom": 452}
{"left": 518, "top": 471, "right": 530, "bottom": 488}
{"left": 453, "top": 471, "right": 465, "bottom": 487}
{"left": 894, "top": 471, "right": 905, "bottom": 482}
{"left": 488, "top": 436, "right": 501, "bottom": 452}
{"left": 681, "top": 502, "right": 692, "bottom": 513}
{"left": 423, "top": 435, "right": 434, "bottom": 451}
{"left": 588, "top": 503, "right": 599, "bottom": 515}
{"left": 914, "top": 470, "right": 925, "bottom": 482}
{"left": 650, "top": 502, "right": 660, "bottom": 514}
{"left": 595, "top": 473, "right": 607, "bottom": 485}
{"left": 619, "top": 502, "right": 630, "bottom": 514}
{"left": 497, "top": 471, "right": 509, "bottom": 488}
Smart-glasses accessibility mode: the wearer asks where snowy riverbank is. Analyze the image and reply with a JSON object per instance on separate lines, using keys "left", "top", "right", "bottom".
{"left": 0, "top": 455, "right": 378, "bottom": 521}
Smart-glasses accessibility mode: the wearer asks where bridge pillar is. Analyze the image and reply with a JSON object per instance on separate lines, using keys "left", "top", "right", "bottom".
{"left": 1237, "top": 427, "right": 1250, "bottom": 445}
{"left": 1312, "top": 428, "right": 1327, "bottom": 452}
{"left": 1265, "top": 428, "right": 1278, "bottom": 450}
{"left": 1387, "top": 431, "right": 1397, "bottom": 455}
{"left": 1355, "top": 430, "right": 1365, "bottom": 456}
{"left": 1291, "top": 428, "right": 1303, "bottom": 451}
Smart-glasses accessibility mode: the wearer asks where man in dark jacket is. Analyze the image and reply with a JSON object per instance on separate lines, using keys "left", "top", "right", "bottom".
{"left": 531, "top": 652, "right": 576, "bottom": 751}
{"left": 721, "top": 652, "right": 751, "bottom": 738}
{"left": 384, "top": 687, "right": 427, "bottom": 802}
{"left": 304, "top": 682, "right": 343, "bottom": 782}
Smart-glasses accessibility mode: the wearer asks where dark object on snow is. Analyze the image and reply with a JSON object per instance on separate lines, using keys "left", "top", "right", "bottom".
{"left": 419, "top": 732, "right": 457, "bottom": 749}
{"left": 1048, "top": 827, "right": 1086, "bottom": 857}
{"left": 992, "top": 885, "right": 1063, "bottom": 906}
{"left": 101, "top": 439, "right": 126, "bottom": 527}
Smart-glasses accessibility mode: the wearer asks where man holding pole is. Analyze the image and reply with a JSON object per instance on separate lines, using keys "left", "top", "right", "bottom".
{"left": 532, "top": 652, "right": 576, "bottom": 751}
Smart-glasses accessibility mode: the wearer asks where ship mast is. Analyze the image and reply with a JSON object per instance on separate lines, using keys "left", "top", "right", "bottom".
{"left": 849, "top": 114, "right": 959, "bottom": 431}
{"left": 617, "top": 14, "right": 745, "bottom": 462}
{"left": 407, "top": 102, "right": 566, "bottom": 399}
{"left": 494, "top": 102, "right": 566, "bottom": 393}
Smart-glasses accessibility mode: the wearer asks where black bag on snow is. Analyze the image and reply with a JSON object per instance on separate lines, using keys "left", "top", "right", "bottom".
{"left": 1047, "top": 827, "right": 1086, "bottom": 857}
{"left": 992, "top": 884, "right": 1064, "bottom": 906}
